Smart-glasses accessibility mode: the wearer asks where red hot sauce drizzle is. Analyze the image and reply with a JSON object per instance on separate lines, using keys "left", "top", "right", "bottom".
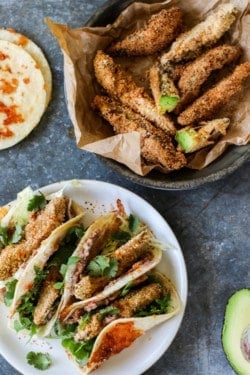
{"left": 88, "top": 322, "right": 143, "bottom": 369}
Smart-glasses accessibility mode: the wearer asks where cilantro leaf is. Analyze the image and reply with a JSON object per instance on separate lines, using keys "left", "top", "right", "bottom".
{"left": 65, "top": 226, "right": 85, "bottom": 244}
{"left": 53, "top": 256, "right": 81, "bottom": 292}
{"left": 98, "top": 305, "right": 120, "bottom": 321}
{"left": 120, "top": 280, "right": 133, "bottom": 297}
{"left": 128, "top": 215, "right": 139, "bottom": 233}
{"left": 59, "top": 264, "right": 68, "bottom": 278}
{"left": 53, "top": 281, "right": 64, "bottom": 290}
{"left": 0, "top": 224, "right": 23, "bottom": 247}
{"left": 0, "top": 225, "right": 9, "bottom": 246}
{"left": 79, "top": 312, "right": 91, "bottom": 328}
{"left": 67, "top": 256, "right": 81, "bottom": 266}
{"left": 26, "top": 351, "right": 52, "bottom": 370}
{"left": 59, "top": 256, "right": 81, "bottom": 279}
{"left": 87, "top": 255, "right": 118, "bottom": 278}
{"left": 105, "top": 257, "right": 119, "bottom": 278}
{"left": 16, "top": 266, "right": 48, "bottom": 334}
{"left": 27, "top": 193, "right": 47, "bottom": 212}
{"left": 11, "top": 224, "right": 23, "bottom": 244}
{"left": 135, "top": 293, "right": 171, "bottom": 317}
{"left": 61, "top": 337, "right": 95, "bottom": 365}
{"left": 4, "top": 278, "right": 18, "bottom": 307}
{"left": 54, "top": 320, "right": 94, "bottom": 365}
{"left": 111, "top": 230, "right": 131, "bottom": 245}
{"left": 53, "top": 321, "right": 77, "bottom": 339}
{"left": 87, "top": 255, "right": 109, "bottom": 276}
{"left": 48, "top": 225, "right": 84, "bottom": 269}
{"left": 14, "top": 319, "right": 25, "bottom": 333}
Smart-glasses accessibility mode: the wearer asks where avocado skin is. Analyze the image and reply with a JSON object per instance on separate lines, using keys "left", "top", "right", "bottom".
{"left": 222, "top": 289, "right": 250, "bottom": 375}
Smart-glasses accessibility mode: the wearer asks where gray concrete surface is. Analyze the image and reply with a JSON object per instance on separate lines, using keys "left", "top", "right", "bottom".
{"left": 0, "top": 1, "right": 249, "bottom": 374}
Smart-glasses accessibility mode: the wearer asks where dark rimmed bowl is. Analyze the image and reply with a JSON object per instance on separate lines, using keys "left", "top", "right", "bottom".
{"left": 86, "top": 0, "right": 250, "bottom": 190}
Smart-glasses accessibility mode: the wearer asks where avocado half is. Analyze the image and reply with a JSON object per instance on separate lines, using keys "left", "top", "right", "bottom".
{"left": 222, "top": 289, "right": 250, "bottom": 375}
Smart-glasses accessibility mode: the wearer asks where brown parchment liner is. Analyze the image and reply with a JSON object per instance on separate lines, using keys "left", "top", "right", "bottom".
{"left": 46, "top": 0, "right": 250, "bottom": 176}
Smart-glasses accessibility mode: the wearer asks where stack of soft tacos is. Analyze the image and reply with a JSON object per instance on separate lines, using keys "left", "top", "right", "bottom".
{"left": 0, "top": 185, "right": 181, "bottom": 374}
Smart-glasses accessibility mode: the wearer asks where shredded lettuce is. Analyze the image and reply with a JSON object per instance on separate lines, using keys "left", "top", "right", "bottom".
{"left": 1, "top": 187, "right": 35, "bottom": 227}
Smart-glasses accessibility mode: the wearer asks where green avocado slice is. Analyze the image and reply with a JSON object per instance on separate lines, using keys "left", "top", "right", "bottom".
{"left": 222, "top": 289, "right": 250, "bottom": 375}
{"left": 159, "top": 95, "right": 179, "bottom": 113}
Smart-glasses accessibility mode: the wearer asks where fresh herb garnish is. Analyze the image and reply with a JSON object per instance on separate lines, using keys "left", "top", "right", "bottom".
{"left": 98, "top": 305, "right": 120, "bottom": 321}
{"left": 0, "top": 225, "right": 9, "bottom": 246}
{"left": 0, "top": 224, "right": 23, "bottom": 246}
{"left": 65, "top": 226, "right": 85, "bottom": 243}
{"left": 53, "top": 320, "right": 94, "bottom": 365}
{"left": 53, "top": 321, "right": 77, "bottom": 339}
{"left": 59, "top": 255, "right": 81, "bottom": 279}
{"left": 128, "top": 215, "right": 139, "bottom": 233}
{"left": 135, "top": 293, "right": 171, "bottom": 317}
{"left": 4, "top": 278, "right": 18, "bottom": 307}
{"left": 26, "top": 351, "right": 52, "bottom": 370}
{"left": 68, "top": 256, "right": 81, "bottom": 266}
{"left": 54, "top": 256, "right": 81, "bottom": 291}
{"left": 48, "top": 225, "right": 84, "bottom": 269}
{"left": 79, "top": 312, "right": 91, "bottom": 328}
{"left": 87, "top": 255, "right": 118, "bottom": 278}
{"left": 111, "top": 230, "right": 131, "bottom": 245}
{"left": 11, "top": 224, "right": 23, "bottom": 244}
{"left": 147, "top": 274, "right": 164, "bottom": 286}
{"left": 61, "top": 337, "right": 95, "bottom": 365}
{"left": 13, "top": 319, "right": 24, "bottom": 333}
{"left": 16, "top": 266, "right": 48, "bottom": 334}
{"left": 27, "top": 192, "right": 47, "bottom": 212}
{"left": 53, "top": 281, "right": 64, "bottom": 290}
{"left": 59, "top": 263, "right": 68, "bottom": 278}
{"left": 120, "top": 280, "right": 134, "bottom": 297}
{"left": 48, "top": 225, "right": 84, "bottom": 293}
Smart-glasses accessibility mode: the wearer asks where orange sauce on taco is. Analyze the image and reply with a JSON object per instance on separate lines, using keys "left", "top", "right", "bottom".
{"left": 89, "top": 321, "right": 143, "bottom": 366}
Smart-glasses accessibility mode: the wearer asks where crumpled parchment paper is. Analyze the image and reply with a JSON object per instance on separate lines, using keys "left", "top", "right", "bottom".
{"left": 46, "top": 0, "right": 250, "bottom": 175}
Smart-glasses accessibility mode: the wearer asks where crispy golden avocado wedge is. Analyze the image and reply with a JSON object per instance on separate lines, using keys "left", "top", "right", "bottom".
{"left": 58, "top": 271, "right": 181, "bottom": 374}
{"left": 175, "top": 118, "right": 230, "bottom": 153}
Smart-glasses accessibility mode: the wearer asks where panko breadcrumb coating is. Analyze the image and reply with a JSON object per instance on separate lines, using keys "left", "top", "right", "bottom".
{"left": 149, "top": 64, "right": 180, "bottom": 114}
{"left": 108, "top": 7, "right": 183, "bottom": 56}
{"left": 92, "top": 95, "right": 186, "bottom": 171}
{"left": 0, "top": 197, "right": 68, "bottom": 280}
{"left": 177, "top": 62, "right": 250, "bottom": 126}
{"left": 70, "top": 214, "right": 122, "bottom": 287}
{"left": 161, "top": 3, "right": 238, "bottom": 64}
{"left": 33, "top": 266, "right": 61, "bottom": 325}
{"left": 75, "top": 283, "right": 162, "bottom": 342}
{"left": 176, "top": 44, "right": 242, "bottom": 111}
{"left": 74, "top": 230, "right": 151, "bottom": 300}
{"left": 93, "top": 50, "right": 176, "bottom": 135}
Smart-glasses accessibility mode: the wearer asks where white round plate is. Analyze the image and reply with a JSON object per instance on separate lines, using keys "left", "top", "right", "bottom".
{"left": 0, "top": 179, "right": 188, "bottom": 375}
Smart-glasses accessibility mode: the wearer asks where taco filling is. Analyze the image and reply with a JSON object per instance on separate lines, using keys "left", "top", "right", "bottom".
{"left": 0, "top": 189, "right": 69, "bottom": 281}
{"left": 55, "top": 271, "right": 180, "bottom": 373}
{"left": 59, "top": 202, "right": 163, "bottom": 319}
{"left": 9, "top": 221, "right": 85, "bottom": 335}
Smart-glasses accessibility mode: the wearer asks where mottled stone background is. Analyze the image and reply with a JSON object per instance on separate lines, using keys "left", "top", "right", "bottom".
{"left": 0, "top": 1, "right": 249, "bottom": 374}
